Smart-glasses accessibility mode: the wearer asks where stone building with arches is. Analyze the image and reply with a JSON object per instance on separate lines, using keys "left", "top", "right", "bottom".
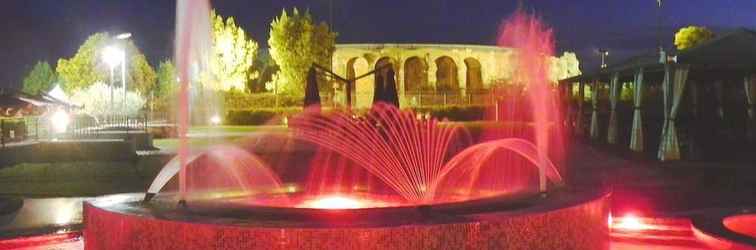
{"left": 331, "top": 43, "right": 519, "bottom": 108}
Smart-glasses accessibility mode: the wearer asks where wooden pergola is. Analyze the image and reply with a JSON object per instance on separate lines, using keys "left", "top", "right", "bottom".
{"left": 560, "top": 28, "right": 756, "bottom": 161}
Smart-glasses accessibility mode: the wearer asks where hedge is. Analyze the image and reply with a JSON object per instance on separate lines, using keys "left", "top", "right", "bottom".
{"left": 0, "top": 119, "right": 28, "bottom": 140}
{"left": 225, "top": 107, "right": 302, "bottom": 125}
{"left": 224, "top": 105, "right": 491, "bottom": 125}
{"left": 224, "top": 92, "right": 303, "bottom": 110}
{"left": 411, "top": 105, "right": 488, "bottom": 121}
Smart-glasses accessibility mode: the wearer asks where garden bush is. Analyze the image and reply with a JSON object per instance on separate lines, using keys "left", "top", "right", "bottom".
{"left": 224, "top": 107, "right": 301, "bottom": 125}
{"left": 0, "top": 119, "right": 27, "bottom": 141}
{"left": 224, "top": 91, "right": 303, "bottom": 109}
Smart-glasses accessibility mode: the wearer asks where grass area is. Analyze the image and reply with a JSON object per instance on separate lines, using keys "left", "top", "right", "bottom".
{"left": 153, "top": 137, "right": 233, "bottom": 151}
{"left": 154, "top": 125, "right": 288, "bottom": 151}
{"left": 0, "top": 157, "right": 166, "bottom": 197}
{"left": 187, "top": 125, "right": 285, "bottom": 134}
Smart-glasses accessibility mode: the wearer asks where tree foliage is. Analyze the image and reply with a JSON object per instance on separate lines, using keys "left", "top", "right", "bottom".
{"left": 56, "top": 32, "right": 156, "bottom": 95}
{"left": 247, "top": 50, "right": 278, "bottom": 93}
{"left": 674, "top": 26, "right": 714, "bottom": 50}
{"left": 268, "top": 8, "right": 337, "bottom": 95}
{"left": 154, "top": 60, "right": 178, "bottom": 112}
{"left": 550, "top": 52, "right": 581, "bottom": 82}
{"left": 202, "top": 10, "right": 258, "bottom": 91}
{"left": 70, "top": 82, "right": 146, "bottom": 119}
{"left": 22, "top": 61, "right": 57, "bottom": 95}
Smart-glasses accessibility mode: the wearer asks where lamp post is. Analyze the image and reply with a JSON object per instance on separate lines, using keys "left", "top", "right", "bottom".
{"left": 598, "top": 49, "right": 609, "bottom": 69}
{"left": 115, "top": 33, "right": 131, "bottom": 123}
{"left": 102, "top": 46, "right": 124, "bottom": 123}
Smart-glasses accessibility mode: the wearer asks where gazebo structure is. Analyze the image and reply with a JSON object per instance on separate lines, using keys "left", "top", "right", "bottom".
{"left": 560, "top": 28, "right": 756, "bottom": 161}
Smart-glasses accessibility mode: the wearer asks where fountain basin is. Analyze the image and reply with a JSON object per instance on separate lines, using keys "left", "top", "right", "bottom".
{"left": 692, "top": 208, "right": 756, "bottom": 250}
{"left": 84, "top": 188, "right": 609, "bottom": 250}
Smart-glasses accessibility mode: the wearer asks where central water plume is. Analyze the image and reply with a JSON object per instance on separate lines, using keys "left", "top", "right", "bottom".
{"left": 291, "top": 104, "right": 564, "bottom": 204}
{"left": 497, "top": 10, "right": 566, "bottom": 191}
{"left": 290, "top": 104, "right": 462, "bottom": 203}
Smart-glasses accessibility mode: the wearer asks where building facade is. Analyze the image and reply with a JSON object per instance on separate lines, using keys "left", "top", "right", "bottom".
{"left": 331, "top": 43, "right": 517, "bottom": 108}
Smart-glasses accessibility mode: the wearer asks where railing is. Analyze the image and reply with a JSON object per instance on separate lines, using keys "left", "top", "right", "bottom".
{"left": 1, "top": 114, "right": 150, "bottom": 148}
{"left": 318, "top": 91, "right": 498, "bottom": 108}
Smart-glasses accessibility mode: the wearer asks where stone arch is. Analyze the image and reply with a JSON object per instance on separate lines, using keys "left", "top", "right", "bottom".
{"left": 464, "top": 58, "right": 483, "bottom": 92}
{"left": 374, "top": 57, "right": 395, "bottom": 88}
{"left": 403, "top": 56, "right": 428, "bottom": 92}
{"left": 347, "top": 57, "right": 370, "bottom": 108}
{"left": 435, "top": 56, "right": 459, "bottom": 92}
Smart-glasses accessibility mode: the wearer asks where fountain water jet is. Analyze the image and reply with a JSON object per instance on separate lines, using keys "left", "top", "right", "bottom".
{"left": 84, "top": 6, "right": 609, "bottom": 250}
{"left": 497, "top": 10, "right": 566, "bottom": 191}
{"left": 291, "top": 104, "right": 564, "bottom": 204}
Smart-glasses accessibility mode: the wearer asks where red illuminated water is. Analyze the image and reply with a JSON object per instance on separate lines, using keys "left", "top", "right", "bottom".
{"left": 290, "top": 104, "right": 564, "bottom": 205}
{"left": 496, "top": 10, "right": 566, "bottom": 191}
{"left": 154, "top": 6, "right": 566, "bottom": 209}
{"left": 174, "top": 0, "right": 212, "bottom": 202}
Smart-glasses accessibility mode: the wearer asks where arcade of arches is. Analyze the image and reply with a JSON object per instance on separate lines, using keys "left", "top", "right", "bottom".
{"left": 332, "top": 43, "right": 573, "bottom": 108}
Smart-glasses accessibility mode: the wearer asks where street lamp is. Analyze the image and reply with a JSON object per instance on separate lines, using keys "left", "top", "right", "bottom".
{"left": 116, "top": 33, "right": 132, "bottom": 40}
{"left": 102, "top": 45, "right": 124, "bottom": 122}
{"left": 115, "top": 33, "right": 131, "bottom": 123}
{"left": 598, "top": 49, "right": 609, "bottom": 69}
{"left": 101, "top": 33, "right": 132, "bottom": 125}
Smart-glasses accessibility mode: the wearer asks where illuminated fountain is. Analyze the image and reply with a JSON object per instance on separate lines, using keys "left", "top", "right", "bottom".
{"left": 83, "top": 2, "right": 609, "bottom": 249}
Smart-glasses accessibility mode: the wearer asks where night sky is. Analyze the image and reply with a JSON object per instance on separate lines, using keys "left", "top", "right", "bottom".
{"left": 0, "top": 0, "right": 754, "bottom": 90}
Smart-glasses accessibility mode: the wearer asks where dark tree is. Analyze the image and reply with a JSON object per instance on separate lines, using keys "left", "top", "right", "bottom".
{"left": 304, "top": 66, "right": 321, "bottom": 110}
{"left": 372, "top": 72, "right": 385, "bottom": 105}
{"left": 383, "top": 68, "right": 399, "bottom": 107}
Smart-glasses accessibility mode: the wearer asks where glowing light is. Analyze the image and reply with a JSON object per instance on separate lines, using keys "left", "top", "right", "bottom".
{"left": 210, "top": 114, "right": 221, "bottom": 125}
{"left": 116, "top": 33, "right": 132, "bottom": 40}
{"left": 102, "top": 46, "right": 124, "bottom": 68}
{"left": 613, "top": 214, "right": 648, "bottom": 231}
{"left": 303, "top": 195, "right": 365, "bottom": 209}
{"left": 51, "top": 109, "right": 70, "bottom": 133}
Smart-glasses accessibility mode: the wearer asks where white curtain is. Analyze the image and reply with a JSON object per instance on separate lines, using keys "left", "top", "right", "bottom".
{"left": 576, "top": 81, "right": 585, "bottom": 135}
{"left": 607, "top": 73, "right": 620, "bottom": 144}
{"left": 629, "top": 68, "right": 645, "bottom": 152}
{"left": 658, "top": 65, "right": 690, "bottom": 161}
{"left": 745, "top": 75, "right": 755, "bottom": 140}
{"left": 590, "top": 81, "right": 600, "bottom": 139}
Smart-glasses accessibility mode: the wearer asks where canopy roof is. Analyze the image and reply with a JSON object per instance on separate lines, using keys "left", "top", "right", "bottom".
{"left": 561, "top": 28, "right": 756, "bottom": 84}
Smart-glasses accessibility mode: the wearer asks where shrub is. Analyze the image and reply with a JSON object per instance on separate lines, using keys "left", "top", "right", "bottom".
{"left": 224, "top": 107, "right": 301, "bottom": 125}
{"left": 70, "top": 82, "right": 146, "bottom": 119}
{"left": 224, "top": 91, "right": 303, "bottom": 109}
{"left": 0, "top": 119, "right": 28, "bottom": 140}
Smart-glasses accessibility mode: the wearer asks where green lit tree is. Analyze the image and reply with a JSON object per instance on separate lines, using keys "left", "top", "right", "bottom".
{"left": 22, "top": 61, "right": 57, "bottom": 95}
{"left": 202, "top": 10, "right": 258, "bottom": 92}
{"left": 674, "top": 26, "right": 714, "bottom": 50}
{"left": 268, "top": 8, "right": 337, "bottom": 96}
{"left": 56, "top": 32, "right": 156, "bottom": 95}
{"left": 154, "top": 60, "right": 178, "bottom": 113}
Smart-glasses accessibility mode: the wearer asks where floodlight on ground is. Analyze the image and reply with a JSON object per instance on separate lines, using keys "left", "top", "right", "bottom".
{"left": 210, "top": 114, "right": 221, "bottom": 125}
{"left": 51, "top": 109, "right": 70, "bottom": 134}
{"left": 612, "top": 213, "right": 649, "bottom": 231}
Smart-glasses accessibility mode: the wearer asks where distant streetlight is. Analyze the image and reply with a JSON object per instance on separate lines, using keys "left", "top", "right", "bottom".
{"left": 598, "top": 49, "right": 609, "bottom": 69}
